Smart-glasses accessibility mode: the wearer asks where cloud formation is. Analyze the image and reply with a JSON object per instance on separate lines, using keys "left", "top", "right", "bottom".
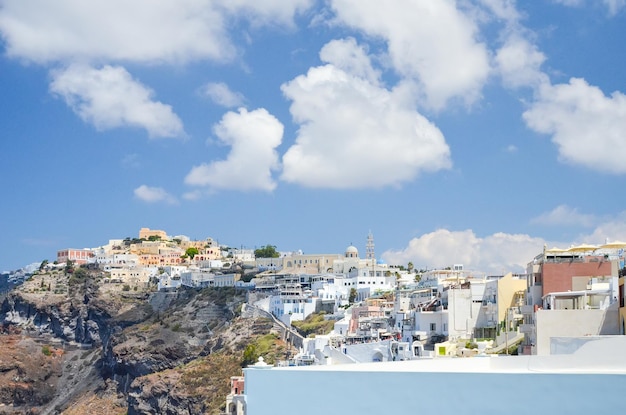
{"left": 201, "top": 82, "right": 245, "bottom": 108}
{"left": 580, "top": 211, "right": 626, "bottom": 244}
{"left": 523, "top": 78, "right": 626, "bottom": 173}
{"left": 0, "top": 0, "right": 310, "bottom": 141}
{"left": 0, "top": 0, "right": 230, "bottom": 64}
{"left": 280, "top": 38, "right": 451, "bottom": 189}
{"left": 330, "top": 0, "right": 491, "bottom": 109}
{"left": 531, "top": 205, "right": 596, "bottom": 227}
{"left": 134, "top": 185, "right": 178, "bottom": 204}
{"left": 0, "top": 0, "right": 312, "bottom": 64}
{"left": 382, "top": 229, "right": 546, "bottom": 275}
{"left": 50, "top": 64, "right": 185, "bottom": 138}
{"left": 552, "top": 0, "right": 626, "bottom": 15}
{"left": 604, "top": 0, "right": 626, "bottom": 14}
{"left": 185, "top": 108, "right": 283, "bottom": 192}
{"left": 495, "top": 35, "right": 548, "bottom": 89}
{"left": 219, "top": 0, "right": 313, "bottom": 28}
{"left": 383, "top": 209, "right": 626, "bottom": 275}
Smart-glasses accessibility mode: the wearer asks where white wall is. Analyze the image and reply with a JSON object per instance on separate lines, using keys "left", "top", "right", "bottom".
{"left": 446, "top": 288, "right": 474, "bottom": 339}
{"left": 245, "top": 354, "right": 626, "bottom": 415}
{"left": 413, "top": 310, "right": 448, "bottom": 337}
{"left": 535, "top": 305, "right": 620, "bottom": 355}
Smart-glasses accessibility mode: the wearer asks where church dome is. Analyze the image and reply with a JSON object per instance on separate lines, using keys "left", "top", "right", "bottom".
{"left": 345, "top": 245, "right": 358, "bottom": 258}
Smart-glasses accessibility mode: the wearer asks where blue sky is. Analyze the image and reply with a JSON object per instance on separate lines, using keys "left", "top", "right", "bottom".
{"left": 1, "top": 0, "right": 626, "bottom": 273}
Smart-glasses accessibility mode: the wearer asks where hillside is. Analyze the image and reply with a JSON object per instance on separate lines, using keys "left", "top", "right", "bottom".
{"left": 0, "top": 268, "right": 292, "bottom": 414}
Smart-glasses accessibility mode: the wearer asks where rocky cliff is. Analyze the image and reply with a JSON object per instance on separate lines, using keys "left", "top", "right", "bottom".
{"left": 0, "top": 269, "right": 290, "bottom": 414}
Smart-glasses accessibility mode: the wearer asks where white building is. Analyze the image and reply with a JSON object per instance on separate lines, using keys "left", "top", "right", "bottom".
{"left": 157, "top": 271, "right": 182, "bottom": 290}
{"left": 395, "top": 271, "right": 527, "bottom": 349}
{"left": 270, "top": 293, "right": 319, "bottom": 325}
{"left": 231, "top": 249, "right": 255, "bottom": 262}
{"left": 180, "top": 270, "right": 236, "bottom": 288}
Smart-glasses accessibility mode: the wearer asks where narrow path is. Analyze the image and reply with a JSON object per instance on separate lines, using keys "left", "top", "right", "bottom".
{"left": 242, "top": 303, "right": 305, "bottom": 349}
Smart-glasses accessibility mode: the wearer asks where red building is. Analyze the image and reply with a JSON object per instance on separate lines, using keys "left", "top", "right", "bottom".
{"left": 57, "top": 248, "right": 94, "bottom": 265}
{"left": 541, "top": 256, "right": 613, "bottom": 296}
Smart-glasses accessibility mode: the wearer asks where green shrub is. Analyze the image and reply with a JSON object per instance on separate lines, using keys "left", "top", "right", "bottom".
{"left": 41, "top": 345, "right": 52, "bottom": 356}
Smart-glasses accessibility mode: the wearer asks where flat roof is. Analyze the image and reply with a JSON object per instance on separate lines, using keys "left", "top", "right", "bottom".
{"left": 249, "top": 336, "right": 626, "bottom": 375}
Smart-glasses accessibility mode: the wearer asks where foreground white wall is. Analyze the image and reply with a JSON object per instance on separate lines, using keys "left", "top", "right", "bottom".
{"left": 245, "top": 339, "right": 626, "bottom": 415}
{"left": 535, "top": 306, "right": 619, "bottom": 355}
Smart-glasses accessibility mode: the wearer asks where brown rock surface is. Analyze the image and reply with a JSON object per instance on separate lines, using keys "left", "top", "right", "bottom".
{"left": 0, "top": 334, "right": 61, "bottom": 413}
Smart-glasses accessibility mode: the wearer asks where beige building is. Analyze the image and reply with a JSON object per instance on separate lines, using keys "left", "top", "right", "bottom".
{"left": 108, "top": 267, "right": 152, "bottom": 286}
{"left": 280, "top": 253, "right": 343, "bottom": 273}
{"left": 139, "top": 227, "right": 168, "bottom": 240}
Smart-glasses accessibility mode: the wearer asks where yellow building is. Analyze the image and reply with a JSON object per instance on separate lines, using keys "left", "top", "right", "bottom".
{"left": 496, "top": 272, "right": 527, "bottom": 324}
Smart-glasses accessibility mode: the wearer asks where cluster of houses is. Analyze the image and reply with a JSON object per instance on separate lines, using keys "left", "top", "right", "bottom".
{"left": 227, "top": 241, "right": 626, "bottom": 415}
{"left": 52, "top": 228, "right": 626, "bottom": 414}
{"left": 55, "top": 228, "right": 626, "bottom": 360}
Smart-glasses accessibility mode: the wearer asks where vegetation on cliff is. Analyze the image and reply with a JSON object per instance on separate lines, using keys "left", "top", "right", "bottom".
{"left": 291, "top": 311, "right": 335, "bottom": 337}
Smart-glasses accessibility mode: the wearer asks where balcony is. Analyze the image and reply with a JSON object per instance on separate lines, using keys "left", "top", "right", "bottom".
{"left": 520, "top": 324, "right": 534, "bottom": 334}
{"left": 520, "top": 305, "right": 535, "bottom": 314}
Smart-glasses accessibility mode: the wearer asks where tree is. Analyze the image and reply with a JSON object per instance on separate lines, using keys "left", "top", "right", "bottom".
{"left": 349, "top": 288, "right": 357, "bottom": 304}
{"left": 73, "top": 267, "right": 88, "bottom": 280}
{"left": 185, "top": 247, "right": 199, "bottom": 259}
{"left": 254, "top": 245, "right": 279, "bottom": 258}
{"left": 39, "top": 260, "right": 48, "bottom": 271}
{"left": 242, "top": 343, "right": 258, "bottom": 367}
{"left": 408, "top": 262, "right": 414, "bottom": 273}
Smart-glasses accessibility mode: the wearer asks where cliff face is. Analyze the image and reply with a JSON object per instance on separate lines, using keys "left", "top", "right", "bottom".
{"left": 0, "top": 335, "right": 62, "bottom": 410}
{"left": 127, "top": 353, "right": 242, "bottom": 415}
{"left": 0, "top": 292, "right": 107, "bottom": 345}
{"left": 0, "top": 270, "right": 283, "bottom": 415}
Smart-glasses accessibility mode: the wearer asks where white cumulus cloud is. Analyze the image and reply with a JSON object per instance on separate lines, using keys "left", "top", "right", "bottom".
{"left": 184, "top": 108, "right": 283, "bottom": 192}
{"left": 134, "top": 185, "right": 178, "bottom": 204}
{"left": 280, "top": 39, "right": 451, "bottom": 189}
{"left": 329, "top": 0, "right": 491, "bottom": 109}
{"left": 382, "top": 229, "right": 546, "bottom": 275}
{"left": 523, "top": 78, "right": 626, "bottom": 173}
{"left": 319, "top": 38, "right": 381, "bottom": 85}
{"left": 382, "top": 211, "right": 626, "bottom": 275}
{"left": 495, "top": 35, "right": 548, "bottom": 89}
{"left": 0, "top": 0, "right": 313, "bottom": 65}
{"left": 50, "top": 64, "right": 185, "bottom": 138}
{"left": 0, "top": 0, "right": 231, "bottom": 64}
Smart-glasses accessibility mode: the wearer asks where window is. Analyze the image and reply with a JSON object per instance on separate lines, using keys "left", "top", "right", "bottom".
{"left": 430, "top": 323, "right": 436, "bottom": 331}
